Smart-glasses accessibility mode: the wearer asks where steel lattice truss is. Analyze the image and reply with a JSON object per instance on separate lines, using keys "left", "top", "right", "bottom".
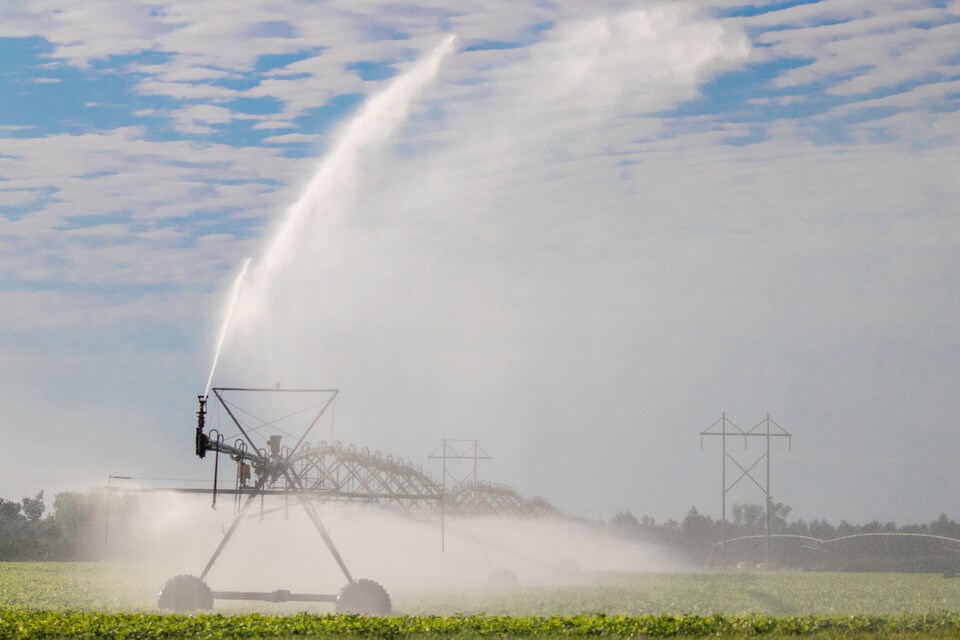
{"left": 447, "top": 481, "right": 558, "bottom": 517}
{"left": 267, "top": 441, "right": 554, "bottom": 517}
{"left": 193, "top": 388, "right": 555, "bottom": 519}
{"left": 285, "top": 442, "right": 442, "bottom": 511}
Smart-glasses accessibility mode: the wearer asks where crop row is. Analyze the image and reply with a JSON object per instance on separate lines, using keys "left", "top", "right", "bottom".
{"left": 3, "top": 611, "right": 960, "bottom": 639}
{"left": 5, "top": 564, "right": 960, "bottom": 616}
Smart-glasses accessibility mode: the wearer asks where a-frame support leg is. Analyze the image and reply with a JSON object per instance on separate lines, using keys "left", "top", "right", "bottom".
{"left": 199, "top": 475, "right": 268, "bottom": 581}
{"left": 284, "top": 469, "right": 354, "bottom": 584}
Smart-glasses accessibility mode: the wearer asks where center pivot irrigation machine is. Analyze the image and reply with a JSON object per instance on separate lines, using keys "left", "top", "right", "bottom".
{"left": 157, "top": 387, "right": 393, "bottom": 615}
{"left": 156, "top": 387, "right": 557, "bottom": 614}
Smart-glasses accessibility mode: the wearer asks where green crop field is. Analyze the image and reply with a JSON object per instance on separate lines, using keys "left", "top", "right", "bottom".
{"left": 2, "top": 563, "right": 959, "bottom": 615}
{"left": 2, "top": 564, "right": 960, "bottom": 638}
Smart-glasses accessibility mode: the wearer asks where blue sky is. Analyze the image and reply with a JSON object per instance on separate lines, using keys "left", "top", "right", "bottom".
{"left": 0, "top": 0, "right": 959, "bottom": 525}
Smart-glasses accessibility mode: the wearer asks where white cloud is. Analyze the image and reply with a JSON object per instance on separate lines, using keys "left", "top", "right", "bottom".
{"left": 252, "top": 120, "right": 295, "bottom": 131}
{"left": 0, "top": 1, "right": 737, "bottom": 133}
{"left": 1, "top": 1, "right": 959, "bottom": 522}
{"left": 0, "top": 128, "right": 302, "bottom": 304}
{"left": 737, "top": 0, "right": 960, "bottom": 128}
{"left": 826, "top": 78, "right": 960, "bottom": 115}
{"left": 0, "top": 0, "right": 166, "bottom": 67}
{"left": 134, "top": 79, "right": 241, "bottom": 101}
{"left": 0, "top": 288, "right": 199, "bottom": 331}
{"left": 170, "top": 103, "right": 236, "bottom": 133}
{"left": 0, "top": 188, "right": 44, "bottom": 207}
{"left": 262, "top": 133, "right": 326, "bottom": 145}
{"left": 764, "top": 19, "right": 960, "bottom": 96}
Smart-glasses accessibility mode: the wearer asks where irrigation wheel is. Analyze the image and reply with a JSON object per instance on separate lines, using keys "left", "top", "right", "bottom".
{"left": 157, "top": 574, "right": 214, "bottom": 613}
{"left": 335, "top": 578, "right": 392, "bottom": 615}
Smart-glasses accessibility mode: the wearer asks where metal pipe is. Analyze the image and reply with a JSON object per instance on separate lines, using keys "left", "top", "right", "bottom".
{"left": 283, "top": 469, "right": 354, "bottom": 584}
{"left": 210, "top": 431, "right": 223, "bottom": 509}
{"left": 765, "top": 413, "right": 771, "bottom": 566}
{"left": 721, "top": 412, "right": 725, "bottom": 567}
{"left": 212, "top": 590, "right": 337, "bottom": 603}
{"left": 211, "top": 389, "right": 260, "bottom": 456}
{"left": 196, "top": 396, "right": 208, "bottom": 459}
{"left": 199, "top": 474, "right": 268, "bottom": 581}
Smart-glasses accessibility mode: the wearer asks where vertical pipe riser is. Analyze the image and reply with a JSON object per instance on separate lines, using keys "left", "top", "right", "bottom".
{"left": 196, "top": 395, "right": 208, "bottom": 459}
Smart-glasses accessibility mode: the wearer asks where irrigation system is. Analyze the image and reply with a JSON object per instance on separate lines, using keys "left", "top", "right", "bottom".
{"left": 148, "top": 387, "right": 555, "bottom": 614}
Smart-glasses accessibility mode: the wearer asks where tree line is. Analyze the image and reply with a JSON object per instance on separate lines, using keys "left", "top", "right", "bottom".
{"left": 3, "top": 489, "right": 960, "bottom": 571}
{"left": 607, "top": 503, "right": 960, "bottom": 572}
{"left": 0, "top": 490, "right": 137, "bottom": 561}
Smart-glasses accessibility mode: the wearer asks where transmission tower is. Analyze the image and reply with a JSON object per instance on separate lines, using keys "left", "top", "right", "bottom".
{"left": 700, "top": 413, "right": 792, "bottom": 568}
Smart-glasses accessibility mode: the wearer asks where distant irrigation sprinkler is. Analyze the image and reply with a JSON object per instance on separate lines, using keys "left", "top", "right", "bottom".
{"left": 158, "top": 387, "right": 392, "bottom": 615}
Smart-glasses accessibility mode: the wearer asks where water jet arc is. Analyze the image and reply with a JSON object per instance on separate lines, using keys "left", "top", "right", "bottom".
{"left": 203, "top": 256, "right": 251, "bottom": 399}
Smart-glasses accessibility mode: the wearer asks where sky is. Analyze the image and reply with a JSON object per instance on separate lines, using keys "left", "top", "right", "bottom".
{"left": 0, "top": 0, "right": 958, "bottom": 527}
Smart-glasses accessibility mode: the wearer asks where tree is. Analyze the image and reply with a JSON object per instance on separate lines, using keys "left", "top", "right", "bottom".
{"left": 604, "top": 503, "right": 960, "bottom": 572}
{"left": 808, "top": 518, "right": 836, "bottom": 539}
{"left": 611, "top": 510, "right": 640, "bottom": 530}
{"left": 21, "top": 491, "right": 44, "bottom": 522}
{"left": 681, "top": 507, "right": 716, "bottom": 560}
{"left": 731, "top": 503, "right": 764, "bottom": 532}
{"left": 931, "top": 513, "right": 959, "bottom": 538}
{"left": 51, "top": 491, "right": 105, "bottom": 560}
{"left": 769, "top": 501, "right": 792, "bottom": 533}
{"left": 0, "top": 499, "right": 22, "bottom": 521}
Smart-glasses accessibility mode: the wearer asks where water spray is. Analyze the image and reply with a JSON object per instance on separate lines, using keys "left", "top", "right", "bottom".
{"left": 161, "top": 36, "right": 462, "bottom": 615}
{"left": 240, "top": 34, "right": 458, "bottom": 324}
{"left": 203, "top": 257, "right": 252, "bottom": 399}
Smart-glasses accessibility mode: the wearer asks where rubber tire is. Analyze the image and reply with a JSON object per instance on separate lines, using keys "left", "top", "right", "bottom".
{"left": 157, "top": 574, "right": 214, "bottom": 613}
{"left": 335, "top": 578, "right": 392, "bottom": 616}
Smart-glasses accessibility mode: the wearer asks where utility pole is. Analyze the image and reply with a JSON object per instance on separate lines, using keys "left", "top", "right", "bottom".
{"left": 721, "top": 413, "right": 726, "bottom": 562}
{"left": 765, "top": 413, "right": 771, "bottom": 566}
{"left": 701, "top": 414, "right": 791, "bottom": 568}
{"left": 441, "top": 438, "right": 446, "bottom": 551}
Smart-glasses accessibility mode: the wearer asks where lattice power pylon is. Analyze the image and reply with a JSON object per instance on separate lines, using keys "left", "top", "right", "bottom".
{"left": 700, "top": 413, "right": 792, "bottom": 567}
